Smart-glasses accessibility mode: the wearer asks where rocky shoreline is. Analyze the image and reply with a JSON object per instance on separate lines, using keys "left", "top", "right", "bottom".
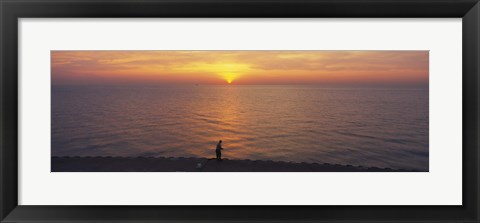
{"left": 51, "top": 156, "right": 418, "bottom": 172}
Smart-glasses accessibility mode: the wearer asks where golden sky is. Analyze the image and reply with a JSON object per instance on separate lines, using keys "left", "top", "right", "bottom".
{"left": 51, "top": 51, "right": 428, "bottom": 87}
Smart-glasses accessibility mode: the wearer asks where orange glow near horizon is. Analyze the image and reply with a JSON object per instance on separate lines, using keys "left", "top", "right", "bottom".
{"left": 51, "top": 51, "right": 429, "bottom": 87}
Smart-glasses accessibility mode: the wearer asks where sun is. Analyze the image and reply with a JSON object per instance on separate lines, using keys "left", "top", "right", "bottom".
{"left": 186, "top": 62, "right": 249, "bottom": 85}
{"left": 225, "top": 74, "right": 235, "bottom": 84}
{"left": 207, "top": 63, "right": 248, "bottom": 85}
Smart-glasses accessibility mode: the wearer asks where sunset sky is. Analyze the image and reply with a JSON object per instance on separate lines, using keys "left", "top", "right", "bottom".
{"left": 51, "top": 51, "right": 428, "bottom": 87}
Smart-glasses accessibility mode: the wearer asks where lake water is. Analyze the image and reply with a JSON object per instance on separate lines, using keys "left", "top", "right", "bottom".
{"left": 52, "top": 85, "right": 429, "bottom": 171}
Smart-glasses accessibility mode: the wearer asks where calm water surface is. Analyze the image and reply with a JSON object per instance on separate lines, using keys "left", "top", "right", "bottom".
{"left": 52, "top": 85, "right": 428, "bottom": 171}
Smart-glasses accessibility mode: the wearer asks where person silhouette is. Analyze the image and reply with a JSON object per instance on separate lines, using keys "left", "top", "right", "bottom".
{"left": 216, "top": 140, "right": 224, "bottom": 160}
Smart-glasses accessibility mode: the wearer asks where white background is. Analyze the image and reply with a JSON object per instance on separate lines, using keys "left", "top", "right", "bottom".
{"left": 18, "top": 19, "right": 462, "bottom": 205}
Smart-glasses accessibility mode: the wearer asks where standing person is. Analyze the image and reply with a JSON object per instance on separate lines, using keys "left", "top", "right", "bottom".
{"left": 216, "top": 140, "right": 224, "bottom": 160}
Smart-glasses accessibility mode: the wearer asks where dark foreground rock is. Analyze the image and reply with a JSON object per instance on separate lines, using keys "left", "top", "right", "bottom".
{"left": 51, "top": 156, "right": 417, "bottom": 172}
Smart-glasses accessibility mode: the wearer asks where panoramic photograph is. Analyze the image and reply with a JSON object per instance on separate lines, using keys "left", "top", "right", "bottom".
{"left": 51, "top": 50, "right": 428, "bottom": 172}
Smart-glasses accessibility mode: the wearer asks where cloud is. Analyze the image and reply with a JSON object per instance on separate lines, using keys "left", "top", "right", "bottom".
{"left": 51, "top": 50, "right": 428, "bottom": 86}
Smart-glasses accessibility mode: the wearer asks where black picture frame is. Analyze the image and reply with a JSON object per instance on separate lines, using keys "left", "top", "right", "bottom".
{"left": 1, "top": 0, "right": 479, "bottom": 222}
